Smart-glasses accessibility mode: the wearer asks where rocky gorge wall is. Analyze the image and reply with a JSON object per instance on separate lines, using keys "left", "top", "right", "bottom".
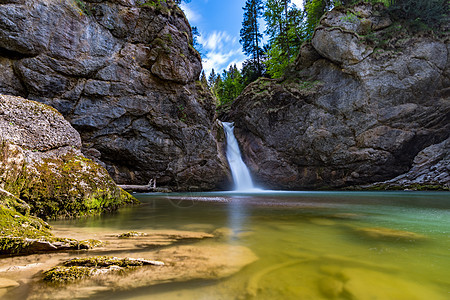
{"left": 0, "top": 0, "right": 229, "bottom": 191}
{"left": 226, "top": 3, "right": 449, "bottom": 190}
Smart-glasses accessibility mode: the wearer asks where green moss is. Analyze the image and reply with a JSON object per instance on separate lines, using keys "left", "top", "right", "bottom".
{"left": 0, "top": 205, "right": 52, "bottom": 239}
{"left": 64, "top": 256, "right": 145, "bottom": 268}
{"left": 43, "top": 266, "right": 93, "bottom": 283}
{"left": 0, "top": 237, "right": 32, "bottom": 255}
{"left": 138, "top": 0, "right": 171, "bottom": 14}
{"left": 0, "top": 204, "right": 53, "bottom": 255}
{"left": 118, "top": 231, "right": 147, "bottom": 238}
{"left": 0, "top": 144, "right": 137, "bottom": 219}
{"left": 42, "top": 256, "right": 152, "bottom": 283}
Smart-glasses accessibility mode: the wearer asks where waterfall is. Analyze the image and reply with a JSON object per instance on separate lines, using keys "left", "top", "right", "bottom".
{"left": 222, "top": 121, "right": 257, "bottom": 191}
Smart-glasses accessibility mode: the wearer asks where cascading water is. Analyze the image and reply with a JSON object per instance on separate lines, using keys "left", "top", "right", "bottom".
{"left": 222, "top": 121, "right": 257, "bottom": 191}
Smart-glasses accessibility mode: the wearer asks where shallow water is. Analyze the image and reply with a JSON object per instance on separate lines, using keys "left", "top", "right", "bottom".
{"left": 8, "top": 191, "right": 450, "bottom": 299}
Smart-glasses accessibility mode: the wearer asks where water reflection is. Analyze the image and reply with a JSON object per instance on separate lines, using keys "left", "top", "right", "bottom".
{"left": 46, "top": 191, "right": 450, "bottom": 300}
{"left": 226, "top": 196, "right": 250, "bottom": 242}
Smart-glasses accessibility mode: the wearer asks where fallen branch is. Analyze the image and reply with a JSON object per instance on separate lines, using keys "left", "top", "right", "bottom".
{"left": 119, "top": 178, "right": 158, "bottom": 192}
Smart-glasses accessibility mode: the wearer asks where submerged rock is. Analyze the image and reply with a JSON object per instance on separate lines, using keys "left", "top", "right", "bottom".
{"left": 0, "top": 0, "right": 229, "bottom": 191}
{"left": 28, "top": 243, "right": 257, "bottom": 300}
{"left": 340, "top": 268, "right": 446, "bottom": 300}
{"left": 43, "top": 256, "right": 164, "bottom": 283}
{"left": 354, "top": 227, "right": 425, "bottom": 241}
{"left": 226, "top": 3, "right": 449, "bottom": 190}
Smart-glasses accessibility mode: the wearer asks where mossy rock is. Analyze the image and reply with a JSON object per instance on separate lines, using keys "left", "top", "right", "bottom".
{"left": 43, "top": 256, "right": 164, "bottom": 283}
{"left": 0, "top": 142, "right": 137, "bottom": 219}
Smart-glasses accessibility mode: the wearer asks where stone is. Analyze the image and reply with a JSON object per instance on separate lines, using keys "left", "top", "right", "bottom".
{"left": 318, "top": 276, "right": 344, "bottom": 298}
{"left": 0, "top": 278, "right": 19, "bottom": 289}
{"left": 0, "top": 0, "right": 229, "bottom": 191}
{"left": 312, "top": 27, "right": 372, "bottom": 65}
{"left": 27, "top": 243, "right": 258, "bottom": 299}
{"left": 354, "top": 227, "right": 426, "bottom": 241}
{"left": 225, "top": 4, "right": 449, "bottom": 190}
{"left": 340, "top": 268, "right": 446, "bottom": 300}
{"left": 0, "top": 94, "right": 136, "bottom": 219}
{"left": 371, "top": 137, "right": 450, "bottom": 190}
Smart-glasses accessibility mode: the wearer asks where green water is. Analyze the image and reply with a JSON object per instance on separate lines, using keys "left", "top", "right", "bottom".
{"left": 52, "top": 191, "right": 449, "bottom": 299}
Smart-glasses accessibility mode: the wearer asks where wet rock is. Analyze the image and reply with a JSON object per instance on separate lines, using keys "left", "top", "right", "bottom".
{"left": 29, "top": 244, "right": 258, "bottom": 299}
{"left": 340, "top": 268, "right": 446, "bottom": 300}
{"left": 0, "top": 277, "right": 19, "bottom": 289}
{"left": 0, "top": 94, "right": 136, "bottom": 219}
{"left": 354, "top": 227, "right": 425, "bottom": 241}
{"left": 318, "top": 276, "right": 344, "bottom": 298}
{"left": 43, "top": 256, "right": 164, "bottom": 283}
{"left": 117, "top": 231, "right": 147, "bottom": 238}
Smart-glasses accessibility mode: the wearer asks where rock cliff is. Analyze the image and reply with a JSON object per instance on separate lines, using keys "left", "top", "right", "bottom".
{"left": 226, "top": 3, "right": 449, "bottom": 190}
{"left": 0, "top": 94, "right": 136, "bottom": 219}
{"left": 0, "top": 0, "right": 229, "bottom": 190}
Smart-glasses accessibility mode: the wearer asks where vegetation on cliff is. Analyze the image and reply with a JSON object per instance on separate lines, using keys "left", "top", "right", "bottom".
{"left": 209, "top": 0, "right": 448, "bottom": 108}
{"left": 224, "top": 2, "right": 449, "bottom": 190}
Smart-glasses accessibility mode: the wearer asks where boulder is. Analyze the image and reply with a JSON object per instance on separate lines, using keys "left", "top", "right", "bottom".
{"left": 226, "top": 3, "right": 449, "bottom": 189}
{"left": 0, "top": 0, "right": 229, "bottom": 191}
{"left": 0, "top": 94, "right": 136, "bottom": 219}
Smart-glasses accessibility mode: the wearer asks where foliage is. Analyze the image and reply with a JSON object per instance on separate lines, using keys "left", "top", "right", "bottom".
{"left": 303, "top": 0, "right": 334, "bottom": 38}
{"left": 216, "top": 65, "right": 245, "bottom": 107}
{"left": 191, "top": 26, "right": 204, "bottom": 56}
{"left": 264, "top": 43, "right": 295, "bottom": 78}
{"left": 240, "top": 0, "right": 265, "bottom": 77}
{"left": 211, "top": 0, "right": 446, "bottom": 107}
{"left": 264, "top": 0, "right": 304, "bottom": 78}
{"left": 388, "top": 0, "right": 447, "bottom": 28}
{"left": 74, "top": 0, "right": 91, "bottom": 16}
{"left": 341, "top": 11, "right": 359, "bottom": 23}
{"left": 242, "top": 58, "right": 266, "bottom": 87}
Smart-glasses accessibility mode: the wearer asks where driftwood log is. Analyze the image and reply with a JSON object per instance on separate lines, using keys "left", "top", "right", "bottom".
{"left": 118, "top": 179, "right": 171, "bottom": 193}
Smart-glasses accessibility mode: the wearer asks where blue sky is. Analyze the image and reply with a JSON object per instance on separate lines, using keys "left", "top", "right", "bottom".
{"left": 180, "top": 0, "right": 303, "bottom": 76}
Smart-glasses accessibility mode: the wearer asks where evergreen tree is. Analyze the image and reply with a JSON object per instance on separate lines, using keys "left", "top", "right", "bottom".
{"left": 214, "top": 65, "right": 244, "bottom": 107}
{"left": 264, "top": 0, "right": 304, "bottom": 78}
{"left": 208, "top": 69, "right": 217, "bottom": 89}
{"left": 200, "top": 71, "right": 208, "bottom": 87}
{"left": 264, "top": 0, "right": 291, "bottom": 58}
{"left": 240, "top": 0, "right": 264, "bottom": 77}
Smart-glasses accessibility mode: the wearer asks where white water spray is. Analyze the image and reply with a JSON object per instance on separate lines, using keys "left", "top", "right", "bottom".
{"left": 222, "top": 121, "right": 257, "bottom": 192}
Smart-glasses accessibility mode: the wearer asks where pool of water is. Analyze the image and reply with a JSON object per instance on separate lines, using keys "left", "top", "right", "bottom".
{"left": 42, "top": 191, "right": 450, "bottom": 300}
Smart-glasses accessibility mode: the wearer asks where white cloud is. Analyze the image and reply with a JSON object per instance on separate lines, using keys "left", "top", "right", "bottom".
{"left": 180, "top": 3, "right": 201, "bottom": 23}
{"left": 202, "top": 48, "right": 246, "bottom": 76}
{"left": 198, "top": 31, "right": 234, "bottom": 52}
{"left": 291, "top": 0, "right": 304, "bottom": 9}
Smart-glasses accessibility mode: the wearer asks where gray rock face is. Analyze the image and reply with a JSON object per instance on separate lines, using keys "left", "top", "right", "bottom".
{"left": 0, "top": 94, "right": 136, "bottom": 218}
{"left": 373, "top": 137, "right": 450, "bottom": 190}
{"left": 0, "top": 0, "right": 229, "bottom": 190}
{"left": 226, "top": 3, "right": 449, "bottom": 189}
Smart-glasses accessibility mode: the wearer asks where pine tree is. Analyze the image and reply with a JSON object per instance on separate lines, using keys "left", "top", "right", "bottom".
{"left": 264, "top": 0, "right": 304, "bottom": 78}
{"left": 208, "top": 69, "right": 217, "bottom": 90}
{"left": 240, "top": 0, "right": 264, "bottom": 77}
{"left": 264, "top": 0, "right": 291, "bottom": 57}
{"left": 200, "top": 71, "right": 208, "bottom": 88}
